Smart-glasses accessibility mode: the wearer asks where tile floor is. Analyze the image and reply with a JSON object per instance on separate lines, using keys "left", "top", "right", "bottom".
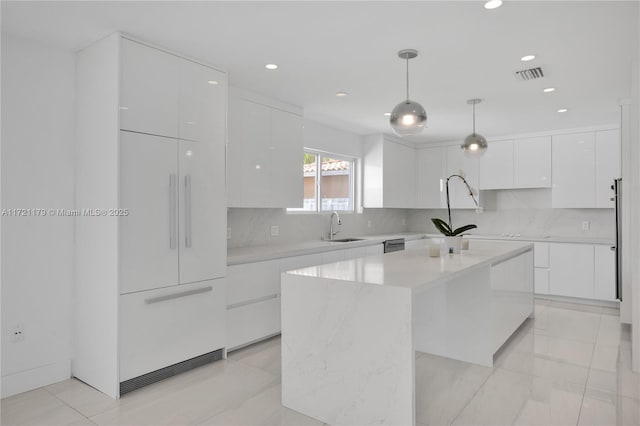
{"left": 2, "top": 299, "right": 639, "bottom": 426}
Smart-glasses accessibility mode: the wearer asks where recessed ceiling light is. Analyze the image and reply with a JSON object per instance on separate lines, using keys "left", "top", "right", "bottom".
{"left": 543, "top": 87, "right": 556, "bottom": 93}
{"left": 207, "top": 80, "right": 219, "bottom": 85}
{"left": 484, "top": 0, "right": 503, "bottom": 9}
{"left": 384, "top": 112, "right": 391, "bottom": 116}
{"left": 521, "top": 54, "right": 536, "bottom": 62}
{"left": 265, "top": 63, "right": 278, "bottom": 70}
{"left": 557, "top": 108, "right": 568, "bottom": 113}
{"left": 335, "top": 91, "right": 348, "bottom": 97}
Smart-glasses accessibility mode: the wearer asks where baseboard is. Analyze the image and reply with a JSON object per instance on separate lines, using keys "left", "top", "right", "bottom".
{"left": 535, "top": 294, "right": 620, "bottom": 309}
{"left": 1, "top": 360, "right": 71, "bottom": 398}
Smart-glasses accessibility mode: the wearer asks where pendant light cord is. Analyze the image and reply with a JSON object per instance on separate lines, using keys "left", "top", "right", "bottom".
{"left": 406, "top": 57, "right": 410, "bottom": 101}
{"left": 472, "top": 101, "right": 476, "bottom": 134}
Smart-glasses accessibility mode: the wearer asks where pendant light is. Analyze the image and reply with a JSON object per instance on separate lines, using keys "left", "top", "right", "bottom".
{"left": 461, "top": 98, "right": 488, "bottom": 158}
{"left": 390, "top": 49, "right": 427, "bottom": 137}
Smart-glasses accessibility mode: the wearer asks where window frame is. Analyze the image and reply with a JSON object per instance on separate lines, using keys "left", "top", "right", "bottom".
{"left": 288, "top": 148, "right": 356, "bottom": 214}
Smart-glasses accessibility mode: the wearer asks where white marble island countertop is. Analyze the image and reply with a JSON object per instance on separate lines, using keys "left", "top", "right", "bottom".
{"left": 285, "top": 239, "right": 533, "bottom": 293}
{"left": 281, "top": 239, "right": 535, "bottom": 425}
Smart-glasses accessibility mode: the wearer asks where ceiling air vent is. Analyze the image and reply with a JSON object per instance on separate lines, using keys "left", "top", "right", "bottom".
{"left": 514, "top": 67, "right": 544, "bottom": 81}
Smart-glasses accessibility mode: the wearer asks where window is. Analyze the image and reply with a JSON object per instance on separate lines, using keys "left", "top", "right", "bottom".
{"left": 288, "top": 150, "right": 355, "bottom": 212}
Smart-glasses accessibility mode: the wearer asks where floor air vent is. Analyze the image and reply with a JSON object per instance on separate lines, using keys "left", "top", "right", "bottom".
{"left": 120, "top": 348, "right": 224, "bottom": 396}
{"left": 514, "top": 67, "right": 544, "bottom": 81}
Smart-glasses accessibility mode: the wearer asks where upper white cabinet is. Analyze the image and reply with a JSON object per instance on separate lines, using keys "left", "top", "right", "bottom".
{"left": 178, "top": 59, "right": 226, "bottom": 143}
{"left": 478, "top": 137, "right": 551, "bottom": 190}
{"left": 552, "top": 130, "right": 620, "bottom": 208}
{"left": 478, "top": 140, "right": 514, "bottom": 190}
{"left": 595, "top": 129, "right": 621, "bottom": 208}
{"left": 120, "top": 39, "right": 178, "bottom": 138}
{"left": 363, "top": 135, "right": 417, "bottom": 208}
{"left": 417, "top": 147, "right": 446, "bottom": 208}
{"left": 446, "top": 145, "right": 479, "bottom": 209}
{"left": 227, "top": 97, "right": 303, "bottom": 208}
{"left": 120, "top": 39, "right": 225, "bottom": 142}
{"left": 513, "top": 136, "right": 551, "bottom": 188}
{"left": 552, "top": 132, "right": 596, "bottom": 208}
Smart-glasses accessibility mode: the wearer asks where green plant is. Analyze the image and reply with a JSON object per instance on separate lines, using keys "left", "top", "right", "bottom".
{"left": 431, "top": 218, "right": 477, "bottom": 237}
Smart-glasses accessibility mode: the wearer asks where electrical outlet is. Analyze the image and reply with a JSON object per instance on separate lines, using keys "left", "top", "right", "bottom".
{"left": 582, "top": 221, "right": 590, "bottom": 231}
{"left": 270, "top": 225, "right": 279, "bottom": 237}
{"left": 11, "top": 323, "right": 24, "bottom": 343}
{"left": 367, "top": 220, "right": 372, "bottom": 228}
{"left": 227, "top": 227, "right": 231, "bottom": 240}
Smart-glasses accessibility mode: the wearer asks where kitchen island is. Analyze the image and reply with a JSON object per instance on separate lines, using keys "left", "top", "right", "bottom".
{"left": 281, "top": 239, "right": 534, "bottom": 426}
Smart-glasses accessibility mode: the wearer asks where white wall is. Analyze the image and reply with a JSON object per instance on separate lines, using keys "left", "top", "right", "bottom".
{"left": 228, "top": 119, "right": 410, "bottom": 248}
{"left": 1, "top": 34, "right": 75, "bottom": 397}
{"left": 408, "top": 188, "right": 615, "bottom": 239}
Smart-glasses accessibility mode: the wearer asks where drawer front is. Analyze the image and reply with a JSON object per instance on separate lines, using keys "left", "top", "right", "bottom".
{"left": 226, "top": 260, "right": 279, "bottom": 306}
{"left": 366, "top": 243, "right": 384, "bottom": 256}
{"left": 279, "top": 253, "right": 323, "bottom": 273}
{"left": 119, "top": 279, "right": 225, "bottom": 382}
{"left": 535, "top": 268, "right": 550, "bottom": 295}
{"left": 534, "top": 243, "right": 549, "bottom": 268}
{"left": 321, "top": 249, "right": 344, "bottom": 264}
{"left": 226, "top": 297, "right": 280, "bottom": 350}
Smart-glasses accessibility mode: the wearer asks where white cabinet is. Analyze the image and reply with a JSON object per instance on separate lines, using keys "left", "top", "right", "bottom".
{"left": 594, "top": 244, "right": 616, "bottom": 301}
{"left": 595, "top": 129, "right": 621, "bottom": 208}
{"left": 363, "top": 135, "right": 417, "bottom": 208}
{"left": 226, "top": 260, "right": 280, "bottom": 350}
{"left": 119, "top": 138, "right": 225, "bottom": 294}
{"left": 549, "top": 243, "right": 594, "bottom": 299}
{"left": 513, "top": 136, "right": 551, "bottom": 188}
{"left": 226, "top": 260, "right": 279, "bottom": 307}
{"left": 119, "top": 132, "right": 179, "bottom": 294}
{"left": 119, "top": 280, "right": 225, "bottom": 381}
{"left": 533, "top": 242, "right": 550, "bottom": 295}
{"left": 478, "top": 140, "right": 514, "bottom": 190}
{"left": 75, "top": 34, "right": 227, "bottom": 398}
{"left": 552, "top": 130, "right": 620, "bottom": 208}
{"left": 446, "top": 145, "right": 479, "bottom": 209}
{"left": 321, "top": 249, "right": 345, "bottom": 264}
{"left": 552, "top": 133, "right": 595, "bottom": 208}
{"left": 534, "top": 268, "right": 550, "bottom": 295}
{"left": 417, "top": 147, "right": 446, "bottom": 208}
{"left": 227, "top": 97, "right": 303, "bottom": 208}
{"left": 120, "top": 38, "right": 178, "bottom": 138}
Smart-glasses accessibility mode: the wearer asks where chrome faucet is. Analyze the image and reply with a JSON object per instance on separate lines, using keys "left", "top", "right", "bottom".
{"left": 329, "top": 211, "right": 342, "bottom": 240}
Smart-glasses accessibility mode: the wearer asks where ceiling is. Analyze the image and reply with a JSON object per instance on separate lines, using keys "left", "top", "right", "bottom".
{"left": 2, "top": 1, "right": 638, "bottom": 143}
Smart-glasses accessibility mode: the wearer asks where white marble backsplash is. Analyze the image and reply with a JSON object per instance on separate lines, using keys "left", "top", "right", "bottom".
{"left": 408, "top": 188, "right": 615, "bottom": 238}
{"left": 227, "top": 208, "right": 410, "bottom": 248}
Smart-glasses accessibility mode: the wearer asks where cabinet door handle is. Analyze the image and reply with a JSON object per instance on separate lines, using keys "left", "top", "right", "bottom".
{"left": 145, "top": 286, "right": 212, "bottom": 304}
{"left": 185, "top": 175, "right": 192, "bottom": 248}
{"left": 169, "top": 174, "right": 177, "bottom": 250}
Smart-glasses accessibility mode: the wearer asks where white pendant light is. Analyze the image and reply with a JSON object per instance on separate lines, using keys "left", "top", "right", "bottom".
{"left": 461, "top": 99, "right": 488, "bottom": 158}
{"left": 390, "top": 49, "right": 427, "bottom": 137}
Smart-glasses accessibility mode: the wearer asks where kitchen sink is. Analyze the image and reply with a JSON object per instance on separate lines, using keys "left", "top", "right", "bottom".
{"left": 326, "top": 238, "right": 365, "bottom": 243}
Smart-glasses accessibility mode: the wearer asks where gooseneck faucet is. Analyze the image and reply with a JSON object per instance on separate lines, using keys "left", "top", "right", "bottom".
{"left": 329, "top": 211, "right": 342, "bottom": 240}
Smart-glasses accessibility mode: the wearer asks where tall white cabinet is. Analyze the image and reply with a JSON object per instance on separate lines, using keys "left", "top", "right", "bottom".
{"left": 552, "top": 130, "right": 620, "bottom": 208}
{"left": 75, "top": 34, "right": 227, "bottom": 398}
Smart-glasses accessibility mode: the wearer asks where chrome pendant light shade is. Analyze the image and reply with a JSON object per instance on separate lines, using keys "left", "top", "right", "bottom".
{"left": 390, "top": 49, "right": 427, "bottom": 136}
{"left": 461, "top": 99, "right": 488, "bottom": 158}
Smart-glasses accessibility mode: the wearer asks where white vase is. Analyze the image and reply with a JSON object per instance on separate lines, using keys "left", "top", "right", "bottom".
{"left": 443, "top": 236, "right": 463, "bottom": 254}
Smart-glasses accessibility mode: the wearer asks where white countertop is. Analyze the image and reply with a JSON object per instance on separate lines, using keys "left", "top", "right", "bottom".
{"left": 284, "top": 240, "right": 533, "bottom": 292}
{"left": 227, "top": 232, "right": 426, "bottom": 265}
{"left": 436, "top": 233, "right": 615, "bottom": 245}
{"left": 228, "top": 231, "right": 614, "bottom": 265}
